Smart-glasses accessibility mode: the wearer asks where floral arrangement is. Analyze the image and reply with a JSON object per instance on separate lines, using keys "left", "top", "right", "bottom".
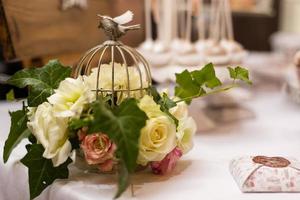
{"left": 3, "top": 60, "right": 251, "bottom": 199}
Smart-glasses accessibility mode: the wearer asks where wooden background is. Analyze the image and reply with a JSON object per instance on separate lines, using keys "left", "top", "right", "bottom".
{"left": 0, "top": 0, "right": 281, "bottom": 65}
{"left": 0, "top": 0, "right": 145, "bottom": 65}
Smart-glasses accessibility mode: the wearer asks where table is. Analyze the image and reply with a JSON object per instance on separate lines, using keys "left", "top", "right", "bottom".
{"left": 1, "top": 88, "right": 300, "bottom": 200}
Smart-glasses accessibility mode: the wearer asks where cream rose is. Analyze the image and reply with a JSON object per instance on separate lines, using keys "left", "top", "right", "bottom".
{"left": 138, "top": 95, "right": 163, "bottom": 118}
{"left": 137, "top": 116, "right": 177, "bottom": 166}
{"left": 176, "top": 117, "right": 197, "bottom": 154}
{"left": 47, "top": 76, "right": 95, "bottom": 118}
{"left": 169, "top": 99, "right": 188, "bottom": 120}
{"left": 84, "top": 63, "right": 148, "bottom": 104}
{"left": 27, "top": 102, "right": 72, "bottom": 167}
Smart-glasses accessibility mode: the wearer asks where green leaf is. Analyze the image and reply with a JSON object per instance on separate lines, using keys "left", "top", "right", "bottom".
{"left": 228, "top": 67, "right": 236, "bottom": 79}
{"left": 191, "top": 63, "right": 222, "bottom": 89}
{"left": 149, "top": 86, "right": 161, "bottom": 103}
{"left": 27, "top": 87, "right": 54, "bottom": 107}
{"left": 6, "top": 89, "right": 15, "bottom": 101}
{"left": 28, "top": 134, "right": 37, "bottom": 144}
{"left": 175, "top": 70, "right": 200, "bottom": 103}
{"left": 21, "top": 144, "right": 72, "bottom": 200}
{"left": 114, "top": 161, "right": 129, "bottom": 199}
{"left": 148, "top": 87, "right": 179, "bottom": 127}
{"left": 69, "top": 117, "right": 92, "bottom": 131}
{"left": 7, "top": 60, "right": 72, "bottom": 106}
{"left": 68, "top": 117, "right": 91, "bottom": 150}
{"left": 3, "top": 108, "right": 31, "bottom": 163}
{"left": 227, "top": 66, "right": 252, "bottom": 85}
{"left": 174, "top": 64, "right": 252, "bottom": 104}
{"left": 89, "top": 99, "right": 147, "bottom": 198}
{"left": 159, "top": 93, "right": 179, "bottom": 127}
{"left": 89, "top": 99, "right": 148, "bottom": 172}
{"left": 161, "top": 93, "right": 177, "bottom": 109}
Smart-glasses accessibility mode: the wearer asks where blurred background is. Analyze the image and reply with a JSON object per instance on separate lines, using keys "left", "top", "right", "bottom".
{"left": 1, "top": 0, "right": 300, "bottom": 101}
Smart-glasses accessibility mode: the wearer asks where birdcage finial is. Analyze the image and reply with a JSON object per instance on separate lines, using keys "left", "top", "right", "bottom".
{"left": 97, "top": 10, "right": 141, "bottom": 41}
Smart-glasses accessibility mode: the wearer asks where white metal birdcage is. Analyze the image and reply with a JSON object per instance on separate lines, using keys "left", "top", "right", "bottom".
{"left": 72, "top": 11, "right": 152, "bottom": 105}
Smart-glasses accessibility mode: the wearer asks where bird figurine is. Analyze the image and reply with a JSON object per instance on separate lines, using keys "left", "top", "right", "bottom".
{"left": 97, "top": 10, "right": 141, "bottom": 41}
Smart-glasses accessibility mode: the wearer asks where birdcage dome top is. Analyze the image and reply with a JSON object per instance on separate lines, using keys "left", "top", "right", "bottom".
{"left": 72, "top": 11, "right": 152, "bottom": 105}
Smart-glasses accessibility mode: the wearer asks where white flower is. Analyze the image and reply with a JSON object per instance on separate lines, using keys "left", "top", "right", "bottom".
{"left": 170, "top": 98, "right": 196, "bottom": 154}
{"left": 169, "top": 99, "right": 188, "bottom": 120}
{"left": 138, "top": 95, "right": 163, "bottom": 118}
{"left": 84, "top": 63, "right": 148, "bottom": 104}
{"left": 48, "top": 76, "right": 95, "bottom": 118}
{"left": 137, "top": 116, "right": 177, "bottom": 166}
{"left": 27, "top": 102, "right": 72, "bottom": 166}
{"left": 176, "top": 117, "right": 197, "bottom": 154}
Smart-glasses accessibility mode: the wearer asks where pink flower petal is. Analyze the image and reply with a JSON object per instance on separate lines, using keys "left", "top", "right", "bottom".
{"left": 150, "top": 147, "right": 182, "bottom": 175}
{"left": 98, "top": 159, "right": 114, "bottom": 172}
{"left": 81, "top": 133, "right": 117, "bottom": 168}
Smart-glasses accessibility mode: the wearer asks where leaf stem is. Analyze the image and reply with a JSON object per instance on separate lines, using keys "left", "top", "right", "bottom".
{"left": 174, "top": 84, "right": 239, "bottom": 104}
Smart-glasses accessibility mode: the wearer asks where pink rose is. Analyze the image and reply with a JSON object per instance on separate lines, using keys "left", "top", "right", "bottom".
{"left": 81, "top": 133, "right": 116, "bottom": 172}
{"left": 150, "top": 147, "right": 183, "bottom": 175}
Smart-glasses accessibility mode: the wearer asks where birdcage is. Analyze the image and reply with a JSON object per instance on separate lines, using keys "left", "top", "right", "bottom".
{"left": 72, "top": 11, "right": 152, "bottom": 106}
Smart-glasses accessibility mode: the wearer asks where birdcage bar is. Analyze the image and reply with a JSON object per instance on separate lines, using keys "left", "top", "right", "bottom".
{"left": 121, "top": 46, "right": 144, "bottom": 96}
{"left": 130, "top": 46, "right": 152, "bottom": 85}
{"left": 116, "top": 46, "right": 131, "bottom": 97}
{"left": 76, "top": 46, "right": 101, "bottom": 76}
{"left": 84, "top": 47, "right": 104, "bottom": 75}
{"left": 95, "top": 46, "right": 109, "bottom": 99}
{"left": 111, "top": 46, "right": 116, "bottom": 106}
{"left": 124, "top": 45, "right": 152, "bottom": 86}
{"left": 73, "top": 43, "right": 152, "bottom": 100}
{"left": 74, "top": 45, "right": 103, "bottom": 77}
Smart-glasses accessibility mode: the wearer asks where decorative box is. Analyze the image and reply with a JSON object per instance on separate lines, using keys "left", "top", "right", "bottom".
{"left": 230, "top": 156, "right": 300, "bottom": 192}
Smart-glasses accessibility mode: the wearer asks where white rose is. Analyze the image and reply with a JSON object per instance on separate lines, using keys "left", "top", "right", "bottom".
{"left": 138, "top": 95, "right": 163, "bottom": 118}
{"left": 169, "top": 100, "right": 188, "bottom": 120}
{"left": 27, "top": 102, "right": 72, "bottom": 166}
{"left": 84, "top": 63, "right": 148, "bottom": 104}
{"left": 48, "top": 76, "right": 95, "bottom": 118}
{"left": 176, "top": 117, "right": 197, "bottom": 154}
{"left": 137, "top": 116, "right": 177, "bottom": 166}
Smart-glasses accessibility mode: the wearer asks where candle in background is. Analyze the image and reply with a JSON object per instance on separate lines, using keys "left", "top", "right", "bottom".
{"left": 139, "top": 0, "right": 154, "bottom": 51}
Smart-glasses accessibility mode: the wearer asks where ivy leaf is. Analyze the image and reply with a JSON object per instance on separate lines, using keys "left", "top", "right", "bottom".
{"left": 228, "top": 66, "right": 252, "bottom": 85}
{"left": 149, "top": 86, "right": 161, "bottom": 103}
{"left": 89, "top": 99, "right": 147, "bottom": 198}
{"left": 89, "top": 99, "right": 148, "bottom": 172}
{"left": 68, "top": 117, "right": 91, "bottom": 150}
{"left": 175, "top": 70, "right": 200, "bottom": 103}
{"left": 114, "top": 161, "right": 129, "bottom": 199}
{"left": 3, "top": 107, "right": 31, "bottom": 163}
{"left": 159, "top": 93, "right": 178, "bottom": 127}
{"left": 191, "top": 63, "right": 222, "bottom": 89}
{"left": 174, "top": 63, "right": 222, "bottom": 104}
{"left": 21, "top": 144, "right": 72, "bottom": 200}
{"left": 149, "top": 87, "right": 176, "bottom": 110}
{"left": 7, "top": 60, "right": 72, "bottom": 106}
{"left": 161, "top": 93, "right": 177, "bottom": 109}
{"left": 148, "top": 87, "right": 179, "bottom": 127}
{"left": 69, "top": 117, "right": 92, "bottom": 131}
{"left": 174, "top": 63, "right": 252, "bottom": 104}
{"left": 6, "top": 89, "right": 15, "bottom": 101}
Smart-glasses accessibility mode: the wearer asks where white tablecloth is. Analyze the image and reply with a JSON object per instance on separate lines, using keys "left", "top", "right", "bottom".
{"left": 1, "top": 89, "right": 300, "bottom": 200}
